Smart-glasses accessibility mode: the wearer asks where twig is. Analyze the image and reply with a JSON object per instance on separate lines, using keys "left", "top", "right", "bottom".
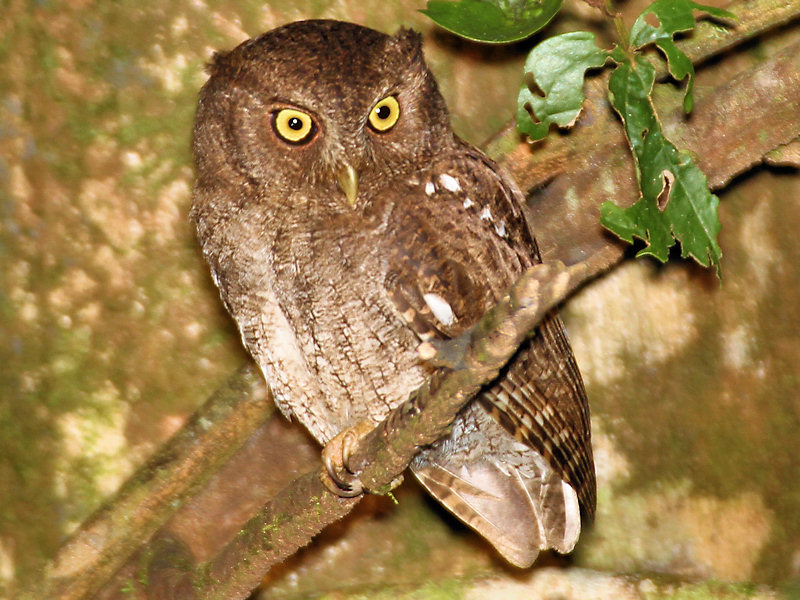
{"left": 674, "top": 0, "right": 800, "bottom": 72}
{"left": 174, "top": 258, "right": 604, "bottom": 600}
{"left": 494, "top": 38, "right": 800, "bottom": 269}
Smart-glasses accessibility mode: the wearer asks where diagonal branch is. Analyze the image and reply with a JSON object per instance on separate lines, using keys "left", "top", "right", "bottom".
{"left": 23, "top": 366, "right": 273, "bottom": 600}
{"left": 154, "top": 257, "right": 606, "bottom": 600}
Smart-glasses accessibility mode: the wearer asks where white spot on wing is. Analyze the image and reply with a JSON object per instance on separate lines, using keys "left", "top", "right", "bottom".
{"left": 425, "top": 181, "right": 435, "bottom": 196}
{"left": 479, "top": 206, "right": 492, "bottom": 221}
{"left": 561, "top": 479, "right": 582, "bottom": 551}
{"left": 494, "top": 220, "right": 507, "bottom": 237}
{"left": 439, "top": 173, "right": 461, "bottom": 192}
{"left": 423, "top": 293, "right": 456, "bottom": 327}
{"left": 463, "top": 197, "right": 474, "bottom": 209}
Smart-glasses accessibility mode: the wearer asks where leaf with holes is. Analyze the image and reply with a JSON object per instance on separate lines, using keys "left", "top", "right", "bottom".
{"left": 516, "top": 31, "right": 608, "bottom": 140}
{"left": 601, "top": 55, "right": 721, "bottom": 273}
{"left": 629, "top": 0, "right": 735, "bottom": 112}
{"left": 421, "top": 0, "right": 563, "bottom": 43}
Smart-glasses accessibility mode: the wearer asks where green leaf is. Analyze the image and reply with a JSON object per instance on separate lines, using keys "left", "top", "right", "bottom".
{"left": 629, "top": 0, "right": 736, "bottom": 112}
{"left": 602, "top": 55, "right": 721, "bottom": 272}
{"left": 516, "top": 31, "right": 608, "bottom": 140}
{"left": 421, "top": 0, "right": 563, "bottom": 43}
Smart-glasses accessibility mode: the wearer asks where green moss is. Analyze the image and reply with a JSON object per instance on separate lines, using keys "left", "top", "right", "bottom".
{"left": 644, "top": 580, "right": 762, "bottom": 600}
{"left": 262, "top": 513, "right": 291, "bottom": 536}
{"left": 779, "top": 580, "right": 800, "bottom": 600}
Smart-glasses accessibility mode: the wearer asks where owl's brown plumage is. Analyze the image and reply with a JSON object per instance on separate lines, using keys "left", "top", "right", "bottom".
{"left": 192, "top": 19, "right": 595, "bottom": 567}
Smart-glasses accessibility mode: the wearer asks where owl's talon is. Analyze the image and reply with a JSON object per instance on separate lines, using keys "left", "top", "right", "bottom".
{"left": 321, "top": 465, "right": 363, "bottom": 497}
{"left": 320, "top": 420, "right": 375, "bottom": 497}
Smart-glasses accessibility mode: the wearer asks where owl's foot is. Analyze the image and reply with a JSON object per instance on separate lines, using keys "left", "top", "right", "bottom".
{"left": 417, "top": 332, "right": 469, "bottom": 370}
{"left": 320, "top": 420, "right": 375, "bottom": 497}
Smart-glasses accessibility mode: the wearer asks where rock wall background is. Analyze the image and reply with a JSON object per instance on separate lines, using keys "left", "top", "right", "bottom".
{"left": 1, "top": 0, "right": 797, "bottom": 598}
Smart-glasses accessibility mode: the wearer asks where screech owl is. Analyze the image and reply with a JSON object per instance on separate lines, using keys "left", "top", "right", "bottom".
{"left": 191, "top": 19, "right": 595, "bottom": 567}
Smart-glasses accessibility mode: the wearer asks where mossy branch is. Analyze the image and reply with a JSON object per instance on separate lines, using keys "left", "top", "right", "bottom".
{"left": 151, "top": 257, "right": 605, "bottom": 600}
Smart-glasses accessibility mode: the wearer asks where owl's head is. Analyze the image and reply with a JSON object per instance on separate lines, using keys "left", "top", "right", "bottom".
{"left": 192, "top": 19, "right": 453, "bottom": 226}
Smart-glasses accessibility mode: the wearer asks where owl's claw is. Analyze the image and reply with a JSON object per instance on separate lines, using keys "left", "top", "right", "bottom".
{"left": 320, "top": 420, "right": 375, "bottom": 497}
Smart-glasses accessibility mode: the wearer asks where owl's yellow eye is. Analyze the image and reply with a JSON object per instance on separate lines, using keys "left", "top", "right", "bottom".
{"left": 272, "top": 108, "right": 316, "bottom": 144}
{"left": 368, "top": 96, "right": 400, "bottom": 132}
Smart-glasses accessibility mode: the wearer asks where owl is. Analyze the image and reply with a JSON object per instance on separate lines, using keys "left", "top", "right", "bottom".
{"left": 191, "top": 19, "right": 595, "bottom": 567}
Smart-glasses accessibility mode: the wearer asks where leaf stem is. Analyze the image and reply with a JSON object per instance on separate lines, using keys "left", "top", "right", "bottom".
{"left": 614, "top": 14, "right": 629, "bottom": 52}
{"left": 605, "top": 0, "right": 630, "bottom": 54}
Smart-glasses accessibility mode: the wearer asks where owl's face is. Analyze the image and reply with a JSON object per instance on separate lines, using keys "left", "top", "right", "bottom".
{"left": 192, "top": 20, "right": 453, "bottom": 225}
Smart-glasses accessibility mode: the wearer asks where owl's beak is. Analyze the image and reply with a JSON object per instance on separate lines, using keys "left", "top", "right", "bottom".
{"left": 336, "top": 163, "right": 359, "bottom": 208}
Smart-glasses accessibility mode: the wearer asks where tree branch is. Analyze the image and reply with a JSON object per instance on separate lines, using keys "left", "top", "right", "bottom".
{"left": 672, "top": 0, "right": 800, "bottom": 72}
{"left": 156, "top": 258, "right": 603, "bottom": 600}
{"left": 492, "top": 35, "right": 800, "bottom": 270}
{"left": 23, "top": 367, "right": 273, "bottom": 600}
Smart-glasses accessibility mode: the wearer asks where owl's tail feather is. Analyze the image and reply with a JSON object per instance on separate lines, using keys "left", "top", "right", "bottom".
{"left": 412, "top": 456, "right": 581, "bottom": 567}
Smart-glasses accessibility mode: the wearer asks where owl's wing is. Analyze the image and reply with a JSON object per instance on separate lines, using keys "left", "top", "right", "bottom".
{"left": 380, "top": 146, "right": 594, "bottom": 564}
